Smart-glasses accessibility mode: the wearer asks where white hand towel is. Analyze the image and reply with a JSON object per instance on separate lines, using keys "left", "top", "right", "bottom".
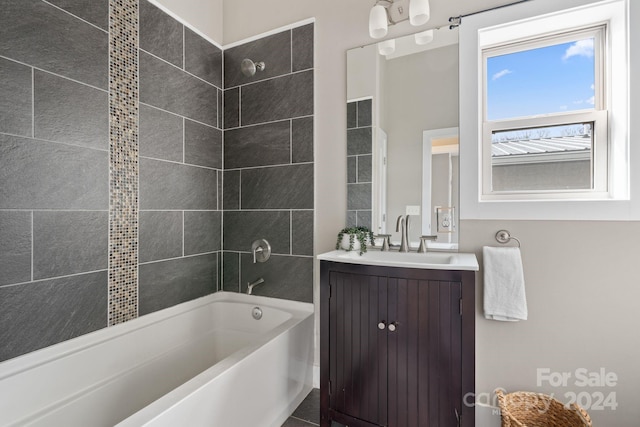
{"left": 483, "top": 246, "right": 527, "bottom": 321}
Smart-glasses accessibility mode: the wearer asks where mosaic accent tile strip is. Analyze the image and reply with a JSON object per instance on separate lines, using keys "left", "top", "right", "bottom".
{"left": 108, "top": 0, "right": 139, "bottom": 326}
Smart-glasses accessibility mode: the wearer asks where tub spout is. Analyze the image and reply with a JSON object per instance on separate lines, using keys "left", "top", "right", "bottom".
{"left": 247, "top": 278, "right": 265, "bottom": 295}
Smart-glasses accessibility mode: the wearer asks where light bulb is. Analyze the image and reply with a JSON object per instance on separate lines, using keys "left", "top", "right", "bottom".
{"left": 409, "top": 0, "right": 430, "bottom": 26}
{"left": 378, "top": 39, "right": 396, "bottom": 56}
{"left": 414, "top": 29, "right": 434, "bottom": 45}
{"left": 369, "top": 5, "right": 388, "bottom": 39}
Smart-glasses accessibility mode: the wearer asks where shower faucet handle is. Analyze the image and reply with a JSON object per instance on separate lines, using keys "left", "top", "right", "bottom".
{"left": 251, "top": 239, "right": 271, "bottom": 263}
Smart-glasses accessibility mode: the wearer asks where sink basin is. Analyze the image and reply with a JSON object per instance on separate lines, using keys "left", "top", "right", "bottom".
{"left": 336, "top": 250, "right": 454, "bottom": 264}
{"left": 317, "top": 250, "right": 478, "bottom": 271}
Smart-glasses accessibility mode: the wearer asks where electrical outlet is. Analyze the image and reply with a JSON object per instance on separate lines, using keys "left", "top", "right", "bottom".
{"left": 406, "top": 205, "right": 420, "bottom": 215}
{"left": 437, "top": 207, "right": 455, "bottom": 233}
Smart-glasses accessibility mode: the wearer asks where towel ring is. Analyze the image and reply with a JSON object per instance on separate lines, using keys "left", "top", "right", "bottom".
{"left": 495, "top": 230, "right": 521, "bottom": 248}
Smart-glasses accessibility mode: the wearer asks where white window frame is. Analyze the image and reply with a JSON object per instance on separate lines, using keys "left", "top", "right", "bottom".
{"left": 482, "top": 26, "right": 608, "bottom": 199}
{"left": 459, "top": 0, "right": 634, "bottom": 221}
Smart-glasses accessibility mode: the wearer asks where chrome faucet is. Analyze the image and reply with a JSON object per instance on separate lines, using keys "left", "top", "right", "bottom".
{"left": 247, "top": 278, "right": 265, "bottom": 295}
{"left": 396, "top": 215, "right": 411, "bottom": 252}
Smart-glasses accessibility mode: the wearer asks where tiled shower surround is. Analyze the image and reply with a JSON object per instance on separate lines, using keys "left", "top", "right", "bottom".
{"left": 137, "top": 0, "right": 223, "bottom": 318}
{"left": 346, "top": 99, "right": 373, "bottom": 229}
{"left": 0, "top": 0, "right": 111, "bottom": 362}
{"left": 0, "top": 0, "right": 314, "bottom": 362}
{"left": 222, "top": 24, "right": 315, "bottom": 302}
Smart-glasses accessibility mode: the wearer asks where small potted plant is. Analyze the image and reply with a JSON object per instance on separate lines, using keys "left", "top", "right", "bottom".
{"left": 336, "top": 226, "right": 375, "bottom": 255}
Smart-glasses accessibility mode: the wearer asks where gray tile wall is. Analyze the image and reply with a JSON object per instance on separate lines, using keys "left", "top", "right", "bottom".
{"left": 138, "top": 0, "right": 222, "bottom": 314}
{"left": 0, "top": 0, "right": 109, "bottom": 90}
{"left": 0, "top": 0, "right": 224, "bottom": 362}
{"left": 0, "top": 0, "right": 109, "bottom": 362}
{"left": 346, "top": 99, "right": 373, "bottom": 229}
{"left": 223, "top": 24, "right": 314, "bottom": 302}
{"left": 0, "top": 271, "right": 108, "bottom": 362}
{"left": 0, "top": 1, "right": 314, "bottom": 362}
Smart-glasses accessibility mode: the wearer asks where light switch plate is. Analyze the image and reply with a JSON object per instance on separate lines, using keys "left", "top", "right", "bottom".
{"left": 406, "top": 205, "right": 420, "bottom": 215}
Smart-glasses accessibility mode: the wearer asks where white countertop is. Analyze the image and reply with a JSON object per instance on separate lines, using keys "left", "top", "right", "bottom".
{"left": 317, "top": 249, "right": 479, "bottom": 271}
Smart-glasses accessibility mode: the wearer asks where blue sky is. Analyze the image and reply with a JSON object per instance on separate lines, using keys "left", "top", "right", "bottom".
{"left": 487, "top": 38, "right": 595, "bottom": 121}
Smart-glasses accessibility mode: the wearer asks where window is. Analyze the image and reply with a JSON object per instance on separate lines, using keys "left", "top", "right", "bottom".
{"left": 459, "top": 0, "right": 634, "bottom": 220}
{"left": 482, "top": 26, "right": 608, "bottom": 199}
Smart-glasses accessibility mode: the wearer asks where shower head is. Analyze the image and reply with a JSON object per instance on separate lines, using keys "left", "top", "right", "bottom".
{"left": 241, "top": 58, "right": 266, "bottom": 77}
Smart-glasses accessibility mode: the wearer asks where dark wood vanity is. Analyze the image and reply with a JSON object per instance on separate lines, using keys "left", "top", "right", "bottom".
{"left": 320, "top": 259, "right": 475, "bottom": 427}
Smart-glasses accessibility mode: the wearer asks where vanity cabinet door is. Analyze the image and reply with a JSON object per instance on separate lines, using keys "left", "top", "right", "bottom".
{"left": 386, "top": 277, "right": 462, "bottom": 427}
{"left": 328, "top": 271, "right": 389, "bottom": 426}
{"left": 321, "top": 261, "right": 473, "bottom": 427}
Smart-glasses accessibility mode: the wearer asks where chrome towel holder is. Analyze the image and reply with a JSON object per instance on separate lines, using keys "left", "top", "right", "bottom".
{"left": 495, "top": 230, "right": 521, "bottom": 248}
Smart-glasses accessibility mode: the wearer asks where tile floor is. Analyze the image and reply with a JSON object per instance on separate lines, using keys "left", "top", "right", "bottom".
{"left": 281, "top": 388, "right": 320, "bottom": 426}
{"left": 281, "top": 389, "right": 346, "bottom": 427}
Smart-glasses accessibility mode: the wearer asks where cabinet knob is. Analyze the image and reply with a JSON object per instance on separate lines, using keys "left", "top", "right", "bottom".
{"left": 378, "top": 321, "right": 386, "bottom": 330}
{"left": 388, "top": 323, "right": 397, "bottom": 332}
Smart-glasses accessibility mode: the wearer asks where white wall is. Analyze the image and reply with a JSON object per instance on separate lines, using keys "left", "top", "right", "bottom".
{"left": 168, "top": 0, "right": 639, "bottom": 424}
{"left": 346, "top": 45, "right": 377, "bottom": 102}
{"left": 464, "top": 220, "right": 640, "bottom": 427}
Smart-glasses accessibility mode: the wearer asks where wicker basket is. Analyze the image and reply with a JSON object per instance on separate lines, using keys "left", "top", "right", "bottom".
{"left": 495, "top": 389, "right": 592, "bottom": 427}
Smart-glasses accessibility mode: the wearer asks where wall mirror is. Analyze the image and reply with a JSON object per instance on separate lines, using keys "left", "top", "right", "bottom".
{"left": 346, "top": 27, "right": 459, "bottom": 250}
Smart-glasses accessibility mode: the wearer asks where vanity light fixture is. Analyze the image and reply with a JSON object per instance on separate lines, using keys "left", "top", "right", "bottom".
{"left": 378, "top": 39, "right": 396, "bottom": 55}
{"left": 414, "top": 29, "right": 434, "bottom": 45}
{"left": 410, "top": 0, "right": 430, "bottom": 26}
{"left": 369, "top": 4, "right": 389, "bottom": 38}
{"left": 377, "top": 28, "right": 434, "bottom": 58}
{"left": 368, "top": 0, "right": 431, "bottom": 39}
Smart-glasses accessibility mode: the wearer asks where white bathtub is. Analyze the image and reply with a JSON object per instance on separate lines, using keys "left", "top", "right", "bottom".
{"left": 0, "top": 292, "right": 314, "bottom": 427}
